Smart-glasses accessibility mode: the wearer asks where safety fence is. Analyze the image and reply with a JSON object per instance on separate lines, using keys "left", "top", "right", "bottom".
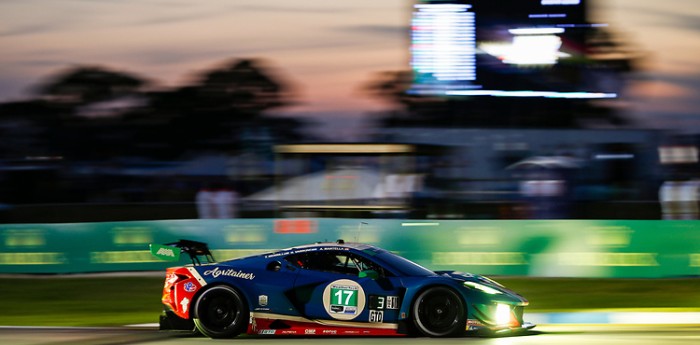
{"left": 0, "top": 219, "right": 698, "bottom": 277}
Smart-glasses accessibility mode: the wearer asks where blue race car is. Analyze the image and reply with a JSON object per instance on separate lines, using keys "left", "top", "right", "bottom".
{"left": 153, "top": 239, "right": 534, "bottom": 338}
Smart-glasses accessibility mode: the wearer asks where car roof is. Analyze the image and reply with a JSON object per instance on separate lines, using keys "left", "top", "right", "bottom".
{"left": 216, "top": 240, "right": 437, "bottom": 277}
{"left": 279, "top": 241, "right": 379, "bottom": 254}
{"left": 256, "top": 240, "right": 382, "bottom": 260}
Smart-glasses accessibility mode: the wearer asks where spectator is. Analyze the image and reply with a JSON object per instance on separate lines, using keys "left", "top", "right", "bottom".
{"left": 213, "top": 183, "right": 239, "bottom": 219}
{"left": 659, "top": 180, "right": 700, "bottom": 219}
{"left": 195, "top": 184, "right": 216, "bottom": 219}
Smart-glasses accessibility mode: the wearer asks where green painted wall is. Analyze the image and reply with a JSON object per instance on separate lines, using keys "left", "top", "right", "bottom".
{"left": 1, "top": 219, "right": 698, "bottom": 277}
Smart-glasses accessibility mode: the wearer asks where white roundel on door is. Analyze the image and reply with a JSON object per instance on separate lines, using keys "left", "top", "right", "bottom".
{"left": 322, "top": 279, "right": 366, "bottom": 320}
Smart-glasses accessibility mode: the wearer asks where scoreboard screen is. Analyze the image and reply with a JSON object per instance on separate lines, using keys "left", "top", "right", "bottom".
{"left": 410, "top": 0, "right": 617, "bottom": 99}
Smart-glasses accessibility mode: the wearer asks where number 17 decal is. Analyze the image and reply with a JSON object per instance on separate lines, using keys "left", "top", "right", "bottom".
{"left": 323, "top": 279, "right": 366, "bottom": 321}
{"left": 332, "top": 288, "right": 357, "bottom": 306}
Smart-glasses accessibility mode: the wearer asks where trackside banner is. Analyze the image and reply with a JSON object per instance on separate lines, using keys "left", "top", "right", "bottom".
{"left": 0, "top": 219, "right": 698, "bottom": 277}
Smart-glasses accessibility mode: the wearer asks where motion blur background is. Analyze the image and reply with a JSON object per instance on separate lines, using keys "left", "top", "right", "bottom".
{"left": 1, "top": 3, "right": 699, "bottom": 334}
{"left": 0, "top": 0, "right": 698, "bottom": 223}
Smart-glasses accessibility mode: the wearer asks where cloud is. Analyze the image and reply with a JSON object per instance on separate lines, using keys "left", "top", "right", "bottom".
{"left": 0, "top": 23, "right": 63, "bottom": 37}
{"left": 236, "top": 4, "right": 355, "bottom": 14}
{"left": 125, "top": 4, "right": 243, "bottom": 27}
{"left": 654, "top": 72, "right": 700, "bottom": 91}
{"left": 622, "top": 3, "right": 700, "bottom": 31}
{"left": 16, "top": 59, "right": 73, "bottom": 68}
{"left": 124, "top": 32, "right": 403, "bottom": 67}
{"left": 626, "top": 73, "right": 700, "bottom": 131}
{"left": 129, "top": 48, "right": 238, "bottom": 66}
{"left": 332, "top": 24, "right": 408, "bottom": 38}
{"left": 129, "top": 12, "right": 222, "bottom": 27}
{"left": 0, "top": 74, "right": 39, "bottom": 101}
{"left": 628, "top": 71, "right": 700, "bottom": 104}
{"left": 0, "top": 1, "right": 231, "bottom": 36}
{"left": 630, "top": 79, "right": 690, "bottom": 99}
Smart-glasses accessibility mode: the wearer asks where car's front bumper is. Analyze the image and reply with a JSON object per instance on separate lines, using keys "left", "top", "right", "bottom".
{"left": 467, "top": 304, "right": 535, "bottom": 333}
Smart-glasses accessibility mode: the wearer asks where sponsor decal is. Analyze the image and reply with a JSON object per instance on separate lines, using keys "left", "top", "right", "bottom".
{"left": 369, "top": 310, "right": 384, "bottom": 323}
{"left": 322, "top": 279, "right": 366, "bottom": 321}
{"left": 369, "top": 295, "right": 385, "bottom": 310}
{"left": 320, "top": 247, "right": 350, "bottom": 251}
{"left": 259, "top": 329, "right": 276, "bottom": 335}
{"left": 467, "top": 319, "right": 484, "bottom": 327}
{"left": 186, "top": 267, "right": 208, "bottom": 287}
{"left": 157, "top": 248, "right": 175, "bottom": 257}
{"left": 90, "top": 250, "right": 158, "bottom": 264}
{"left": 691, "top": 254, "right": 700, "bottom": 267}
{"left": 386, "top": 296, "right": 399, "bottom": 309}
{"left": 203, "top": 267, "right": 255, "bottom": 280}
{"left": 265, "top": 247, "right": 318, "bottom": 259}
{"left": 149, "top": 244, "right": 180, "bottom": 262}
{"left": 0, "top": 252, "right": 65, "bottom": 265}
{"left": 259, "top": 295, "right": 268, "bottom": 306}
{"left": 180, "top": 297, "right": 190, "bottom": 313}
{"left": 304, "top": 329, "right": 316, "bottom": 335}
{"left": 264, "top": 246, "right": 351, "bottom": 259}
{"left": 322, "top": 330, "right": 337, "bottom": 335}
{"left": 166, "top": 273, "right": 178, "bottom": 285}
{"left": 280, "top": 330, "right": 298, "bottom": 335}
{"left": 369, "top": 295, "right": 399, "bottom": 310}
{"left": 183, "top": 282, "right": 196, "bottom": 292}
{"left": 274, "top": 219, "right": 317, "bottom": 234}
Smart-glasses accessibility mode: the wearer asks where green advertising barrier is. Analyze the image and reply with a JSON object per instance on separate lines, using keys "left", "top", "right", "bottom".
{"left": 0, "top": 219, "right": 698, "bottom": 277}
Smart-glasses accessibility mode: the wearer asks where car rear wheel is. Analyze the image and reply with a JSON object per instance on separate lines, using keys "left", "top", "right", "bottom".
{"left": 412, "top": 286, "right": 466, "bottom": 337}
{"left": 193, "top": 285, "right": 248, "bottom": 338}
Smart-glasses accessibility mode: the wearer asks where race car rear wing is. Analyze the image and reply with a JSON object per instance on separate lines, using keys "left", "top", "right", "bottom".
{"left": 149, "top": 239, "right": 216, "bottom": 265}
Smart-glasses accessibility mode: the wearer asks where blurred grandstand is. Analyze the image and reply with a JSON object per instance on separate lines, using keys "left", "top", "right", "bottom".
{"left": 0, "top": 1, "right": 697, "bottom": 223}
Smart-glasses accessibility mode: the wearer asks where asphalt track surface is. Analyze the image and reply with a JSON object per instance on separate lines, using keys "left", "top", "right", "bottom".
{"left": 2, "top": 325, "right": 700, "bottom": 345}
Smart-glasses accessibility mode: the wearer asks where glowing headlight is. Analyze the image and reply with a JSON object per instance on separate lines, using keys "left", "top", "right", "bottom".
{"left": 463, "top": 281, "right": 502, "bottom": 295}
{"left": 495, "top": 304, "right": 512, "bottom": 325}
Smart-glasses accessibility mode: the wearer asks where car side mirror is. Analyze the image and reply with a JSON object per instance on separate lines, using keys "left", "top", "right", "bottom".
{"left": 359, "top": 270, "right": 379, "bottom": 280}
{"left": 266, "top": 261, "right": 281, "bottom": 272}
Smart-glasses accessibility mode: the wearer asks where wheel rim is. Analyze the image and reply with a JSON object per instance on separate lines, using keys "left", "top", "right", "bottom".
{"left": 204, "top": 295, "right": 238, "bottom": 330}
{"left": 196, "top": 287, "right": 243, "bottom": 334}
{"left": 415, "top": 288, "right": 464, "bottom": 336}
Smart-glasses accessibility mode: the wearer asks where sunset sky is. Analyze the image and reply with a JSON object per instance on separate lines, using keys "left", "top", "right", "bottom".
{"left": 1, "top": 0, "right": 698, "bottom": 139}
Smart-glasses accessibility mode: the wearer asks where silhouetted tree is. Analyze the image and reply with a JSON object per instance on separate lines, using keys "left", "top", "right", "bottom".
{"left": 120, "top": 58, "right": 304, "bottom": 158}
{"left": 0, "top": 59, "right": 307, "bottom": 161}
{"left": 194, "top": 58, "right": 296, "bottom": 119}
{"left": 36, "top": 66, "right": 147, "bottom": 106}
{"left": 0, "top": 101, "right": 56, "bottom": 157}
{"left": 361, "top": 70, "right": 451, "bottom": 125}
{"left": 362, "top": 70, "right": 414, "bottom": 108}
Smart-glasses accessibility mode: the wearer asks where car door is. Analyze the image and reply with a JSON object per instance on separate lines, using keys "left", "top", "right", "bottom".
{"left": 285, "top": 249, "right": 404, "bottom": 326}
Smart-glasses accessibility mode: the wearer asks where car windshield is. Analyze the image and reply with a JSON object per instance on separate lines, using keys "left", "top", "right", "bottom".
{"left": 375, "top": 251, "right": 436, "bottom": 277}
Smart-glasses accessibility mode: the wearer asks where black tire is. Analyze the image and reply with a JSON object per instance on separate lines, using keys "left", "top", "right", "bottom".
{"left": 193, "top": 285, "right": 249, "bottom": 339}
{"left": 412, "top": 286, "right": 466, "bottom": 337}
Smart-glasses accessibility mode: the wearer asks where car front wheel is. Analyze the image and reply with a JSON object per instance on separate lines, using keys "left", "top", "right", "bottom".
{"left": 193, "top": 285, "right": 248, "bottom": 338}
{"left": 412, "top": 286, "right": 466, "bottom": 337}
